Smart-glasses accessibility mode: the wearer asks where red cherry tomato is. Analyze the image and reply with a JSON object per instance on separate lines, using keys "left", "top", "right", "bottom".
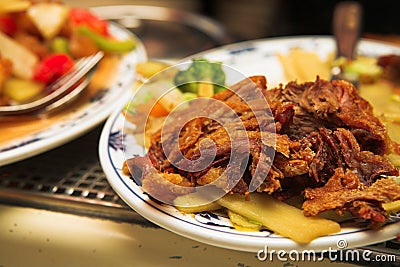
{"left": 69, "top": 8, "right": 109, "bottom": 36}
{"left": 0, "top": 15, "right": 17, "bottom": 36}
{"left": 33, "top": 53, "right": 75, "bottom": 84}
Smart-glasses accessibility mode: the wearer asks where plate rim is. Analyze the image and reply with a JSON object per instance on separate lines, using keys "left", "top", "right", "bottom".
{"left": 99, "top": 36, "right": 400, "bottom": 252}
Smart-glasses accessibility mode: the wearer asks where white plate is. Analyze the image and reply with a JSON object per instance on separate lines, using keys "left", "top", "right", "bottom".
{"left": 0, "top": 23, "right": 147, "bottom": 167}
{"left": 99, "top": 36, "right": 400, "bottom": 252}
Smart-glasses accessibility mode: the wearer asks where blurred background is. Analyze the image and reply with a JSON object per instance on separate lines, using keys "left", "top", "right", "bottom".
{"left": 64, "top": 0, "right": 400, "bottom": 41}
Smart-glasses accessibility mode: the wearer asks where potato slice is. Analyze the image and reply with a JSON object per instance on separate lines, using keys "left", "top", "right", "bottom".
{"left": 0, "top": 0, "right": 31, "bottom": 13}
{"left": 0, "top": 31, "right": 38, "bottom": 79}
{"left": 27, "top": 2, "right": 69, "bottom": 39}
{"left": 157, "top": 87, "right": 186, "bottom": 112}
{"left": 136, "top": 61, "right": 171, "bottom": 79}
{"left": 217, "top": 193, "right": 341, "bottom": 243}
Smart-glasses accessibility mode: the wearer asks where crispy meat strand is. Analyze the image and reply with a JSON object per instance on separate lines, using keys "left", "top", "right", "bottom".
{"left": 267, "top": 78, "right": 392, "bottom": 154}
{"left": 303, "top": 168, "right": 400, "bottom": 222}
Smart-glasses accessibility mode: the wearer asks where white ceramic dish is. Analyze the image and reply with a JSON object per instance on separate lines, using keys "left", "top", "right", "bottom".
{"left": 0, "top": 23, "right": 147, "bottom": 167}
{"left": 99, "top": 36, "right": 400, "bottom": 252}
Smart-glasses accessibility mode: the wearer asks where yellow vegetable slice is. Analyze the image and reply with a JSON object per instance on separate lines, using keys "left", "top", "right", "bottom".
{"left": 197, "top": 82, "right": 214, "bottom": 97}
{"left": 3, "top": 78, "right": 44, "bottom": 103}
{"left": 278, "top": 48, "right": 331, "bottom": 83}
{"left": 217, "top": 193, "right": 341, "bottom": 243}
{"left": 277, "top": 53, "right": 298, "bottom": 82}
{"left": 383, "top": 200, "right": 400, "bottom": 213}
{"left": 290, "top": 48, "right": 331, "bottom": 81}
{"left": 386, "top": 153, "right": 400, "bottom": 167}
{"left": 173, "top": 192, "right": 221, "bottom": 214}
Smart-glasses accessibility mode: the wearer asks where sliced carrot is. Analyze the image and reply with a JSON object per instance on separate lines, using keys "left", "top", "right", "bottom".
{"left": 150, "top": 100, "right": 169, "bottom": 117}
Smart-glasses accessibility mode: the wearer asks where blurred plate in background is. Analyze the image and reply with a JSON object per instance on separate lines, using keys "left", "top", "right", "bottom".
{"left": 0, "top": 23, "right": 146, "bottom": 167}
{"left": 91, "top": 5, "right": 234, "bottom": 60}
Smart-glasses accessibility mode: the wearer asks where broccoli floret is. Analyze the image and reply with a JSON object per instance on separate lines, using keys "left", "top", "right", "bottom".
{"left": 174, "top": 58, "right": 226, "bottom": 94}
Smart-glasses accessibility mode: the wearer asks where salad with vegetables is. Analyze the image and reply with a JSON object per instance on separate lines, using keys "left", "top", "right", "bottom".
{"left": 124, "top": 59, "right": 225, "bottom": 148}
{"left": 0, "top": 1, "right": 136, "bottom": 106}
{"left": 174, "top": 58, "right": 226, "bottom": 97}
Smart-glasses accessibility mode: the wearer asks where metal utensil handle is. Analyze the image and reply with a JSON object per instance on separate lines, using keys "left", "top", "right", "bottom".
{"left": 333, "top": 1, "right": 363, "bottom": 59}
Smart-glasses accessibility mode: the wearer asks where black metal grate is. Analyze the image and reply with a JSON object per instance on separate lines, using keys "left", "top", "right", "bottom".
{"left": 0, "top": 125, "right": 150, "bottom": 224}
{"left": 0, "top": 159, "right": 122, "bottom": 206}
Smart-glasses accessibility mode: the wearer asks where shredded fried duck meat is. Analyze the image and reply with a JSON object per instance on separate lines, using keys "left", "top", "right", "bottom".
{"left": 303, "top": 168, "right": 400, "bottom": 223}
{"left": 125, "top": 76, "right": 400, "bottom": 224}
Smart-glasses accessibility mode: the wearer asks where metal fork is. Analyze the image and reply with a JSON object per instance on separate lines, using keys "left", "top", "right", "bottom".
{"left": 0, "top": 51, "right": 104, "bottom": 116}
{"left": 389, "top": 212, "right": 400, "bottom": 222}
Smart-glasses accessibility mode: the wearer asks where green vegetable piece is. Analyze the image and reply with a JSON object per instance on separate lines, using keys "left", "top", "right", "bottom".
{"left": 214, "top": 84, "right": 227, "bottom": 94}
{"left": 76, "top": 26, "right": 136, "bottom": 53}
{"left": 174, "top": 58, "right": 226, "bottom": 95}
{"left": 227, "top": 210, "right": 262, "bottom": 231}
{"left": 183, "top": 92, "right": 197, "bottom": 101}
{"left": 50, "top": 37, "right": 70, "bottom": 54}
{"left": 342, "top": 57, "right": 382, "bottom": 81}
